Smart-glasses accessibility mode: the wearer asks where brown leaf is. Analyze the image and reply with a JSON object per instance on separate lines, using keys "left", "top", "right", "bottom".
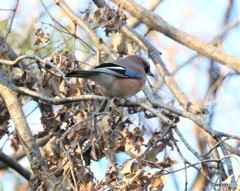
{"left": 93, "top": 8, "right": 101, "bottom": 23}
{"left": 82, "top": 182, "right": 97, "bottom": 191}
{"left": 83, "top": 11, "right": 90, "bottom": 21}
{"left": 58, "top": 80, "right": 65, "bottom": 95}
{"left": 122, "top": 127, "right": 145, "bottom": 155}
{"left": 0, "top": 122, "right": 9, "bottom": 139}
{"left": 98, "top": 114, "right": 111, "bottom": 140}
{"left": 157, "top": 157, "right": 178, "bottom": 168}
{"left": 122, "top": 167, "right": 145, "bottom": 188}
{"left": 79, "top": 1, "right": 92, "bottom": 22}
{"left": 151, "top": 173, "right": 165, "bottom": 191}
{"left": 11, "top": 132, "right": 20, "bottom": 154}
{"left": 120, "top": 159, "right": 138, "bottom": 175}
{"left": 92, "top": 6, "right": 127, "bottom": 36}
{"left": 33, "top": 28, "right": 50, "bottom": 45}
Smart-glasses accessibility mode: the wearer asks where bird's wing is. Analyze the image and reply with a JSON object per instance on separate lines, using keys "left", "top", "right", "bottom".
{"left": 94, "top": 63, "right": 143, "bottom": 79}
{"left": 65, "top": 68, "right": 126, "bottom": 78}
{"left": 65, "top": 70, "right": 99, "bottom": 78}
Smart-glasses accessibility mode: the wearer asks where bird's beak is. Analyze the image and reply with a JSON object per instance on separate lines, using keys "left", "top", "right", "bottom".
{"left": 147, "top": 70, "right": 154, "bottom": 77}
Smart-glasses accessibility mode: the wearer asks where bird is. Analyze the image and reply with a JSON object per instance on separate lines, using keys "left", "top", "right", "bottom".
{"left": 65, "top": 55, "right": 154, "bottom": 98}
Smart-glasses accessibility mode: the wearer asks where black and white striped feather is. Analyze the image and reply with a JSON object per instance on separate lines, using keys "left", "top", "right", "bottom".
{"left": 66, "top": 63, "right": 144, "bottom": 79}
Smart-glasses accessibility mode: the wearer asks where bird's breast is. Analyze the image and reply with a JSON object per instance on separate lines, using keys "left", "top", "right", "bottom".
{"left": 91, "top": 74, "right": 146, "bottom": 98}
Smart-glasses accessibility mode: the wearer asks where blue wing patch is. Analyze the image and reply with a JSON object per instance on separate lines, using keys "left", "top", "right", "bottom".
{"left": 124, "top": 69, "right": 143, "bottom": 79}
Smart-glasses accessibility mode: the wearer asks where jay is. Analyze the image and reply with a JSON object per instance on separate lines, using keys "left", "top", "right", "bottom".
{"left": 66, "top": 55, "right": 153, "bottom": 98}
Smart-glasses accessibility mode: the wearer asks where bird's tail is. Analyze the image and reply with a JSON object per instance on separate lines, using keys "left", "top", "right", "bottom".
{"left": 65, "top": 71, "right": 100, "bottom": 78}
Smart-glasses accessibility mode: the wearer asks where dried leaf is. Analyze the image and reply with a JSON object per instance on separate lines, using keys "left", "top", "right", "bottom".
{"left": 80, "top": 1, "right": 92, "bottom": 22}
{"left": 157, "top": 157, "right": 178, "bottom": 168}
{"left": 83, "top": 11, "right": 90, "bottom": 21}
{"left": 120, "top": 159, "right": 138, "bottom": 175}
{"left": 151, "top": 173, "right": 165, "bottom": 191}
{"left": 11, "top": 67, "right": 24, "bottom": 80}
{"left": 122, "top": 127, "right": 145, "bottom": 154}
{"left": 92, "top": 6, "right": 127, "bottom": 36}
{"left": 11, "top": 132, "right": 20, "bottom": 154}
{"left": 59, "top": 80, "right": 66, "bottom": 95}
{"left": 34, "top": 28, "right": 50, "bottom": 45}
{"left": 0, "top": 122, "right": 9, "bottom": 139}
{"left": 99, "top": 164, "right": 118, "bottom": 188}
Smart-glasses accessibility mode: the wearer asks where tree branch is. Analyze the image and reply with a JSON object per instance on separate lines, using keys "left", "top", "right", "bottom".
{"left": 112, "top": 0, "right": 240, "bottom": 73}
{"left": 0, "top": 54, "right": 66, "bottom": 80}
{"left": 93, "top": 0, "right": 203, "bottom": 114}
{"left": 0, "top": 68, "right": 64, "bottom": 190}
{"left": 55, "top": 0, "right": 117, "bottom": 61}
{"left": 0, "top": 135, "right": 51, "bottom": 170}
{"left": 0, "top": 150, "right": 31, "bottom": 180}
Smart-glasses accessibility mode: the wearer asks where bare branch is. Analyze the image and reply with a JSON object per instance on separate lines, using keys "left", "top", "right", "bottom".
{"left": 0, "top": 150, "right": 31, "bottom": 180}
{"left": 0, "top": 55, "right": 66, "bottom": 79}
{"left": 112, "top": 0, "right": 240, "bottom": 73}
{"left": 4, "top": 0, "right": 19, "bottom": 41}
{"left": 0, "top": 68, "right": 64, "bottom": 190}
{"left": 0, "top": 135, "right": 51, "bottom": 170}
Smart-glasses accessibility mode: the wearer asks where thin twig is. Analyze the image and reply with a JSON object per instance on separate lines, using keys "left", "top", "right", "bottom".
{"left": 4, "top": 0, "right": 19, "bottom": 41}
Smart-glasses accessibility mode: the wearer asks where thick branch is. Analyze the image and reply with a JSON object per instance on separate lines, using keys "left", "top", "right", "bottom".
{"left": 0, "top": 69, "right": 64, "bottom": 190}
{"left": 0, "top": 150, "right": 31, "bottom": 180}
{"left": 111, "top": 0, "right": 240, "bottom": 73}
{"left": 0, "top": 135, "right": 51, "bottom": 170}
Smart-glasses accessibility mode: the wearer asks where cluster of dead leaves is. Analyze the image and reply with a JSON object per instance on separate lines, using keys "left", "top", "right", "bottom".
{"left": 5, "top": 50, "right": 179, "bottom": 190}
{"left": 0, "top": 34, "right": 184, "bottom": 191}
{"left": 1, "top": 11, "right": 180, "bottom": 188}
{"left": 81, "top": 4, "right": 127, "bottom": 36}
{"left": 36, "top": 101, "right": 178, "bottom": 191}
